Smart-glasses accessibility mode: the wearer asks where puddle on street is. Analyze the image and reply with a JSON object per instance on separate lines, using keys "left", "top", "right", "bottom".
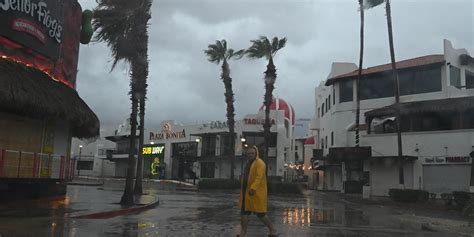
{"left": 282, "top": 207, "right": 369, "bottom": 227}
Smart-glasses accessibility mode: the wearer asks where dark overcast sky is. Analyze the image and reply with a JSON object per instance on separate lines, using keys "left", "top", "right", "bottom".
{"left": 76, "top": 0, "right": 473, "bottom": 133}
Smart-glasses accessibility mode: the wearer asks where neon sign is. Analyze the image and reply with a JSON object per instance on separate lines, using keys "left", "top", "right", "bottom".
{"left": 142, "top": 144, "right": 165, "bottom": 178}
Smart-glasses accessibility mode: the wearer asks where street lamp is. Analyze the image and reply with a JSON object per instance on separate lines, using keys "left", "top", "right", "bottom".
{"left": 78, "top": 145, "right": 83, "bottom": 177}
{"left": 240, "top": 136, "right": 247, "bottom": 176}
{"left": 195, "top": 138, "right": 201, "bottom": 143}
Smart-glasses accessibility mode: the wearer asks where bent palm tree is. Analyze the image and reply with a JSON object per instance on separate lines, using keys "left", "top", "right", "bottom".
{"left": 93, "top": 0, "right": 152, "bottom": 205}
{"left": 246, "top": 36, "right": 286, "bottom": 167}
{"left": 204, "top": 40, "right": 244, "bottom": 180}
{"left": 364, "top": 0, "right": 404, "bottom": 185}
{"left": 355, "top": 0, "right": 365, "bottom": 148}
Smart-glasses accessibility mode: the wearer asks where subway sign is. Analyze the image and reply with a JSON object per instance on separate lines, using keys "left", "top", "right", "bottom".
{"left": 142, "top": 144, "right": 165, "bottom": 177}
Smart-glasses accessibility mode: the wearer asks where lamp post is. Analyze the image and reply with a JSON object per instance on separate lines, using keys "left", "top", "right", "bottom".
{"left": 78, "top": 145, "right": 83, "bottom": 177}
{"left": 240, "top": 136, "right": 246, "bottom": 176}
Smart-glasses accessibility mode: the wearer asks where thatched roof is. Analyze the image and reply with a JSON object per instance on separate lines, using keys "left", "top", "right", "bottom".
{"left": 325, "top": 55, "right": 445, "bottom": 86}
{"left": 0, "top": 59, "right": 99, "bottom": 138}
{"left": 365, "top": 96, "right": 474, "bottom": 119}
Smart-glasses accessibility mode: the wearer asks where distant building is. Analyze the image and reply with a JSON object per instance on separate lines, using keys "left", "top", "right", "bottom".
{"left": 102, "top": 98, "right": 299, "bottom": 181}
{"left": 307, "top": 39, "right": 474, "bottom": 196}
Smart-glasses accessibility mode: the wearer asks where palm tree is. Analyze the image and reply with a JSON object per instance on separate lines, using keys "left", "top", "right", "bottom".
{"left": 133, "top": 1, "right": 152, "bottom": 196}
{"left": 93, "top": 0, "right": 152, "bottom": 205}
{"left": 364, "top": 0, "right": 404, "bottom": 185}
{"left": 246, "top": 36, "right": 287, "bottom": 166}
{"left": 204, "top": 40, "right": 244, "bottom": 180}
{"left": 355, "top": 0, "right": 365, "bottom": 148}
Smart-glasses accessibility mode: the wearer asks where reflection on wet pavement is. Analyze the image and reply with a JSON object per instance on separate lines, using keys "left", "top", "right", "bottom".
{"left": 0, "top": 186, "right": 470, "bottom": 237}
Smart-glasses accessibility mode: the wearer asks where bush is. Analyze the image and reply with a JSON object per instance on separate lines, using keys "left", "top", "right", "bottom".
{"left": 197, "top": 179, "right": 240, "bottom": 190}
{"left": 389, "top": 189, "right": 429, "bottom": 203}
{"left": 462, "top": 195, "right": 474, "bottom": 217}
{"left": 268, "top": 182, "right": 303, "bottom": 195}
{"left": 453, "top": 191, "right": 471, "bottom": 207}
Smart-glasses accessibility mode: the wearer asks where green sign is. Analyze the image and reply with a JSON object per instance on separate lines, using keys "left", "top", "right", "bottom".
{"left": 142, "top": 144, "right": 165, "bottom": 178}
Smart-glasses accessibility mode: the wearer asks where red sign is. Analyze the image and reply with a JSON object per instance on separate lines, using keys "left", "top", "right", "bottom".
{"left": 0, "top": 0, "right": 82, "bottom": 89}
{"left": 445, "top": 156, "right": 470, "bottom": 163}
{"left": 11, "top": 19, "right": 46, "bottom": 43}
{"left": 244, "top": 118, "right": 276, "bottom": 125}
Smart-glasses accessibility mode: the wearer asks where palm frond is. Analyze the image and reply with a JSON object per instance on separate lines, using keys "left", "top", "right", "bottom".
{"left": 363, "top": 0, "right": 384, "bottom": 10}
{"left": 229, "top": 49, "right": 245, "bottom": 60}
{"left": 246, "top": 36, "right": 271, "bottom": 60}
{"left": 204, "top": 40, "right": 228, "bottom": 64}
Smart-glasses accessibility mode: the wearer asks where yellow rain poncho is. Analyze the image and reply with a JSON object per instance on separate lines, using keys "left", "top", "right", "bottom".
{"left": 239, "top": 146, "right": 268, "bottom": 213}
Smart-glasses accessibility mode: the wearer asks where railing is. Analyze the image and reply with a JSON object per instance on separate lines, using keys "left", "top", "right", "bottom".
{"left": 0, "top": 149, "right": 70, "bottom": 180}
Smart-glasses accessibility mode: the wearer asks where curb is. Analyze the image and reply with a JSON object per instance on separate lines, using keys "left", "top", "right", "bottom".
{"left": 67, "top": 182, "right": 103, "bottom": 187}
{"left": 70, "top": 195, "right": 159, "bottom": 219}
{"left": 74, "top": 176, "right": 195, "bottom": 187}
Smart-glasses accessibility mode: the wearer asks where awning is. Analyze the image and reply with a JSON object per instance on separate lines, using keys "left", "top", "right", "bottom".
{"left": 371, "top": 155, "right": 418, "bottom": 161}
{"left": 365, "top": 96, "right": 474, "bottom": 120}
{"left": 0, "top": 59, "right": 99, "bottom": 138}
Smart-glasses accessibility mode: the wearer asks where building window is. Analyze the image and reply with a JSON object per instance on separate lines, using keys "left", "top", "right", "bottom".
{"left": 328, "top": 95, "right": 331, "bottom": 110}
{"left": 321, "top": 103, "right": 325, "bottom": 116}
{"left": 339, "top": 80, "right": 353, "bottom": 102}
{"left": 318, "top": 107, "right": 320, "bottom": 118}
{"left": 77, "top": 160, "right": 93, "bottom": 170}
{"left": 331, "top": 132, "right": 334, "bottom": 146}
{"left": 172, "top": 142, "right": 198, "bottom": 157}
{"left": 466, "top": 70, "right": 474, "bottom": 89}
{"left": 202, "top": 136, "right": 216, "bottom": 157}
{"left": 333, "top": 88, "right": 336, "bottom": 105}
{"left": 325, "top": 98, "right": 328, "bottom": 112}
{"left": 321, "top": 139, "right": 324, "bottom": 149}
{"left": 400, "top": 67, "right": 442, "bottom": 95}
{"left": 220, "top": 135, "right": 232, "bottom": 156}
{"left": 325, "top": 136, "right": 328, "bottom": 149}
{"left": 360, "top": 74, "right": 394, "bottom": 100}
{"left": 450, "top": 65, "right": 462, "bottom": 89}
{"left": 200, "top": 162, "right": 215, "bottom": 178}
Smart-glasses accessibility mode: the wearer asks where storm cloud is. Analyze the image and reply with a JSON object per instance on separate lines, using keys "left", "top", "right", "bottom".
{"left": 76, "top": 0, "right": 473, "bottom": 133}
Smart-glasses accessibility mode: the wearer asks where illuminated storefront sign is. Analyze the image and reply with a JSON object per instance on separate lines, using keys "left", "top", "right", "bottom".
{"left": 0, "top": 0, "right": 82, "bottom": 88}
{"left": 142, "top": 144, "right": 165, "bottom": 178}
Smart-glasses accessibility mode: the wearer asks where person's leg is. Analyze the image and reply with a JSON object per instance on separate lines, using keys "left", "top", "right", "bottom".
{"left": 239, "top": 213, "right": 249, "bottom": 236}
{"left": 257, "top": 214, "right": 277, "bottom": 235}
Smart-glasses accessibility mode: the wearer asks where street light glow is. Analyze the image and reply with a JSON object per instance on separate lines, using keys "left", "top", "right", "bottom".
{"left": 79, "top": 145, "right": 83, "bottom": 148}
{"left": 240, "top": 137, "right": 246, "bottom": 142}
{"left": 150, "top": 142, "right": 155, "bottom": 145}
{"left": 195, "top": 138, "right": 201, "bottom": 143}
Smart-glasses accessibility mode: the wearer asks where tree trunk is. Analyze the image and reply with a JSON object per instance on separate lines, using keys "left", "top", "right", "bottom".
{"left": 263, "top": 56, "right": 276, "bottom": 172}
{"left": 134, "top": 94, "right": 145, "bottom": 194}
{"left": 385, "top": 0, "right": 404, "bottom": 185}
{"left": 221, "top": 59, "right": 235, "bottom": 180}
{"left": 355, "top": 0, "right": 364, "bottom": 148}
{"left": 133, "top": 2, "right": 151, "bottom": 195}
{"left": 120, "top": 68, "right": 139, "bottom": 206}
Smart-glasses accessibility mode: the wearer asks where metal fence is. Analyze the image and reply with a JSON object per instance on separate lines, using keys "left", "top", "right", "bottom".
{"left": 0, "top": 149, "right": 70, "bottom": 180}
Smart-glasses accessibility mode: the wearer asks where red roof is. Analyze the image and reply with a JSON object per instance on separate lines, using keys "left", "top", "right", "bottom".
{"left": 325, "top": 54, "right": 445, "bottom": 86}
{"left": 304, "top": 136, "right": 315, "bottom": 145}
{"left": 259, "top": 98, "right": 296, "bottom": 125}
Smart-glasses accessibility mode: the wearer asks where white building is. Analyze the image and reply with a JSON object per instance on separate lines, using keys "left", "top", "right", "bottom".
{"left": 307, "top": 39, "right": 474, "bottom": 196}
{"left": 100, "top": 98, "right": 299, "bottom": 181}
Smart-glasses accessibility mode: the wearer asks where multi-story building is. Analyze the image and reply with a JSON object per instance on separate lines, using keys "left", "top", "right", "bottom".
{"left": 307, "top": 39, "right": 474, "bottom": 196}
{"left": 101, "top": 98, "right": 299, "bottom": 181}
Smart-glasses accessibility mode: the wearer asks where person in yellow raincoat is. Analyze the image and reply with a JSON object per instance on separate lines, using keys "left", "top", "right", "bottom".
{"left": 238, "top": 146, "right": 277, "bottom": 237}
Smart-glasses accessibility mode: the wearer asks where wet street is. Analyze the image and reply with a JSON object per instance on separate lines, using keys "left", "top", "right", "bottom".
{"left": 0, "top": 184, "right": 472, "bottom": 237}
